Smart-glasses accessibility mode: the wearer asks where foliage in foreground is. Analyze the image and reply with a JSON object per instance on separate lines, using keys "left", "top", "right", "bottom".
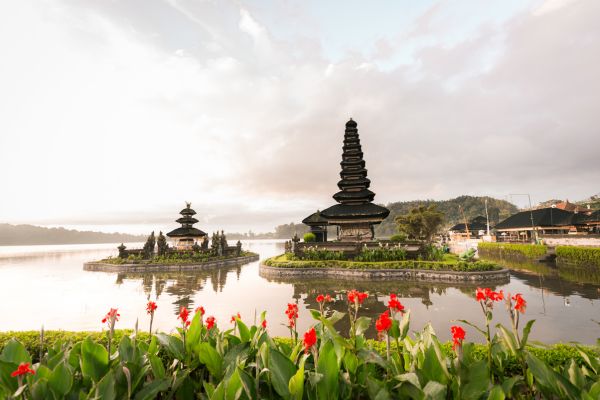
{"left": 2, "top": 289, "right": 600, "bottom": 399}
{"left": 478, "top": 242, "right": 548, "bottom": 260}
{"left": 556, "top": 245, "right": 600, "bottom": 267}
{"left": 265, "top": 253, "right": 501, "bottom": 272}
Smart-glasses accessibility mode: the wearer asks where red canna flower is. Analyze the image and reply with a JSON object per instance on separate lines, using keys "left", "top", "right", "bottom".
{"left": 285, "top": 303, "right": 299, "bottom": 327}
{"left": 11, "top": 362, "right": 35, "bottom": 377}
{"left": 146, "top": 301, "right": 157, "bottom": 314}
{"left": 347, "top": 289, "right": 368, "bottom": 305}
{"left": 101, "top": 308, "right": 120, "bottom": 328}
{"left": 195, "top": 306, "right": 205, "bottom": 316}
{"left": 206, "top": 316, "right": 216, "bottom": 330}
{"left": 316, "top": 294, "right": 324, "bottom": 303}
{"left": 303, "top": 327, "right": 317, "bottom": 353}
{"left": 375, "top": 311, "right": 392, "bottom": 332}
{"left": 513, "top": 293, "right": 527, "bottom": 313}
{"left": 262, "top": 319, "right": 267, "bottom": 329}
{"left": 450, "top": 325, "right": 466, "bottom": 351}
{"left": 476, "top": 288, "right": 504, "bottom": 302}
{"left": 476, "top": 288, "right": 487, "bottom": 301}
{"left": 178, "top": 306, "right": 190, "bottom": 328}
{"left": 230, "top": 312, "right": 241, "bottom": 323}
{"left": 388, "top": 294, "right": 405, "bottom": 314}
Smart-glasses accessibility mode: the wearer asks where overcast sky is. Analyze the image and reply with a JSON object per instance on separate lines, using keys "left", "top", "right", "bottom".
{"left": 1, "top": 0, "right": 599, "bottom": 234}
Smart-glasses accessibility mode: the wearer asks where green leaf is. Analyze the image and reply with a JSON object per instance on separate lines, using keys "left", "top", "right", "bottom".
{"left": 96, "top": 369, "right": 116, "bottom": 400}
{"left": 225, "top": 368, "right": 243, "bottom": 400}
{"left": 236, "top": 319, "right": 251, "bottom": 343}
{"left": 422, "top": 381, "right": 446, "bottom": 400}
{"left": 289, "top": 354, "right": 307, "bottom": 400}
{"left": 487, "top": 385, "right": 505, "bottom": 400}
{"left": 317, "top": 340, "right": 339, "bottom": 400}
{"left": 343, "top": 352, "right": 359, "bottom": 375}
{"left": 134, "top": 378, "right": 170, "bottom": 400}
{"left": 198, "top": 342, "right": 224, "bottom": 380}
{"left": 80, "top": 337, "right": 108, "bottom": 383}
{"left": 366, "top": 377, "right": 391, "bottom": 400}
{"left": 496, "top": 325, "right": 519, "bottom": 356}
{"left": 520, "top": 319, "right": 535, "bottom": 349}
{"left": 48, "top": 361, "right": 72, "bottom": 396}
{"left": 155, "top": 333, "right": 184, "bottom": 361}
{"left": 526, "top": 353, "right": 580, "bottom": 400}
{"left": 237, "top": 366, "right": 257, "bottom": 400}
{"left": 355, "top": 316, "right": 371, "bottom": 336}
{"left": 357, "top": 349, "right": 387, "bottom": 368}
{"left": 461, "top": 360, "right": 490, "bottom": 400}
{"left": 268, "top": 347, "right": 297, "bottom": 398}
{"left": 0, "top": 339, "right": 31, "bottom": 365}
{"left": 389, "top": 319, "right": 401, "bottom": 340}
{"left": 421, "top": 343, "right": 449, "bottom": 385}
{"left": 30, "top": 377, "right": 49, "bottom": 400}
{"left": 399, "top": 310, "right": 411, "bottom": 339}
{"left": 186, "top": 312, "right": 204, "bottom": 352}
{"left": 149, "top": 355, "right": 165, "bottom": 379}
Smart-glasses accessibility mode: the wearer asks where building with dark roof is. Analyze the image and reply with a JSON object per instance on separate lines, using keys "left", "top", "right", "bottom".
{"left": 448, "top": 216, "right": 489, "bottom": 238}
{"left": 320, "top": 119, "right": 390, "bottom": 241}
{"left": 301, "top": 210, "right": 328, "bottom": 242}
{"left": 166, "top": 202, "right": 207, "bottom": 250}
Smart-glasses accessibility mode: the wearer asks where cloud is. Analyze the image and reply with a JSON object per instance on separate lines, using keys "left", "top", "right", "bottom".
{"left": 0, "top": 0, "right": 598, "bottom": 233}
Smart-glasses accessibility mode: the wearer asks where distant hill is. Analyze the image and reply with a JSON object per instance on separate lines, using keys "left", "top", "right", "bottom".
{"left": 0, "top": 224, "right": 145, "bottom": 246}
{"left": 375, "top": 195, "right": 519, "bottom": 237}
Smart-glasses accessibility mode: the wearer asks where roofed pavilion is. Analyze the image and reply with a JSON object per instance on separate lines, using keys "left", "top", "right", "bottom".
{"left": 320, "top": 119, "right": 390, "bottom": 241}
{"left": 166, "top": 202, "right": 207, "bottom": 250}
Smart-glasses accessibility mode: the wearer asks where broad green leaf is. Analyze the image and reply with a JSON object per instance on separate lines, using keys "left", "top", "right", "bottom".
{"left": 423, "top": 381, "right": 446, "bottom": 400}
{"left": 526, "top": 353, "right": 580, "bottom": 400}
{"left": 198, "top": 342, "right": 224, "bottom": 380}
{"left": 118, "top": 335, "right": 135, "bottom": 363}
{"left": 343, "top": 352, "right": 359, "bottom": 375}
{"left": 317, "top": 340, "right": 339, "bottom": 400}
{"left": 186, "top": 312, "right": 204, "bottom": 352}
{"left": 149, "top": 355, "right": 165, "bottom": 379}
{"left": 0, "top": 339, "right": 31, "bottom": 365}
{"left": 366, "top": 377, "right": 391, "bottom": 400}
{"left": 487, "top": 385, "right": 505, "bottom": 400}
{"left": 395, "top": 372, "right": 421, "bottom": 389}
{"left": 268, "top": 347, "right": 297, "bottom": 398}
{"left": 155, "top": 333, "right": 184, "bottom": 361}
{"left": 237, "top": 318, "right": 251, "bottom": 342}
{"left": 389, "top": 319, "right": 400, "bottom": 340}
{"left": 289, "top": 354, "right": 307, "bottom": 400}
{"left": 96, "top": 369, "right": 116, "bottom": 400}
{"left": 461, "top": 360, "right": 490, "bottom": 400}
{"left": 134, "top": 378, "right": 170, "bottom": 400}
{"left": 30, "top": 377, "right": 49, "bottom": 400}
{"left": 237, "top": 366, "right": 257, "bottom": 400}
{"left": 48, "top": 361, "right": 72, "bottom": 396}
{"left": 357, "top": 349, "right": 387, "bottom": 368}
{"left": 355, "top": 316, "right": 371, "bottom": 336}
{"left": 421, "top": 343, "right": 449, "bottom": 385}
{"left": 520, "top": 319, "right": 536, "bottom": 349}
{"left": 225, "top": 369, "right": 243, "bottom": 400}
{"left": 496, "top": 325, "right": 519, "bottom": 356}
{"left": 399, "top": 310, "right": 411, "bottom": 339}
{"left": 80, "top": 337, "right": 108, "bottom": 383}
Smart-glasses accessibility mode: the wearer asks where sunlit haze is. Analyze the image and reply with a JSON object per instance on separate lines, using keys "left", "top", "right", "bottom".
{"left": 1, "top": 0, "right": 598, "bottom": 234}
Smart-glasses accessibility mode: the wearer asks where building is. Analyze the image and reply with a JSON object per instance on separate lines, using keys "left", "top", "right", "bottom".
{"left": 166, "top": 203, "right": 207, "bottom": 250}
{"left": 448, "top": 216, "right": 489, "bottom": 239}
{"left": 301, "top": 210, "right": 328, "bottom": 242}
{"left": 320, "top": 119, "right": 390, "bottom": 241}
{"left": 494, "top": 207, "right": 600, "bottom": 241}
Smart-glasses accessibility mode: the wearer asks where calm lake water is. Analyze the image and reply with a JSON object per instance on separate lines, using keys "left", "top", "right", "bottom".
{"left": 0, "top": 240, "right": 599, "bottom": 344}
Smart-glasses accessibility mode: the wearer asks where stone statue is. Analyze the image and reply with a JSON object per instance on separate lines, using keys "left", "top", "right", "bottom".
{"left": 118, "top": 243, "right": 127, "bottom": 259}
{"left": 236, "top": 240, "right": 242, "bottom": 256}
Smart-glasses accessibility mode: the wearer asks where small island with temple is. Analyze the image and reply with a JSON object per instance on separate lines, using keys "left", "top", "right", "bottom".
{"left": 84, "top": 203, "right": 258, "bottom": 272}
{"left": 261, "top": 119, "right": 508, "bottom": 282}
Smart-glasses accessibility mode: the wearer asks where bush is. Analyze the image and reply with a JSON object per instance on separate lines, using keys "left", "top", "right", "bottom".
{"left": 478, "top": 242, "right": 547, "bottom": 259}
{"left": 354, "top": 245, "right": 407, "bottom": 262}
{"left": 303, "top": 232, "right": 316, "bottom": 242}
{"left": 556, "top": 245, "right": 600, "bottom": 267}
{"left": 390, "top": 233, "right": 406, "bottom": 242}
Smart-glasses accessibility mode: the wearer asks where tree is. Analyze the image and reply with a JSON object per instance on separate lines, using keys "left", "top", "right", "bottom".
{"left": 142, "top": 231, "right": 156, "bottom": 259}
{"left": 156, "top": 231, "right": 168, "bottom": 256}
{"left": 395, "top": 205, "right": 444, "bottom": 242}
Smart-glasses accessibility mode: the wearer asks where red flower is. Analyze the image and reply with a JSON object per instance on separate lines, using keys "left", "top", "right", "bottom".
{"left": 146, "top": 301, "right": 157, "bottom": 314}
{"left": 195, "top": 306, "right": 205, "bottom": 316}
{"left": 388, "top": 294, "right": 405, "bottom": 314}
{"left": 450, "top": 325, "right": 466, "bottom": 350}
{"left": 513, "top": 293, "right": 527, "bottom": 313}
{"left": 316, "top": 294, "right": 332, "bottom": 303}
{"left": 285, "top": 303, "right": 298, "bottom": 327}
{"left": 347, "top": 290, "right": 368, "bottom": 304}
{"left": 11, "top": 362, "right": 35, "bottom": 377}
{"left": 178, "top": 306, "right": 190, "bottom": 327}
{"left": 375, "top": 311, "right": 392, "bottom": 332}
{"left": 101, "top": 308, "right": 120, "bottom": 327}
{"left": 303, "top": 327, "right": 317, "bottom": 353}
{"left": 262, "top": 319, "right": 267, "bottom": 329}
{"left": 476, "top": 288, "right": 487, "bottom": 301}
{"left": 476, "top": 288, "right": 504, "bottom": 302}
{"left": 206, "top": 316, "right": 216, "bottom": 330}
{"left": 230, "top": 312, "right": 241, "bottom": 323}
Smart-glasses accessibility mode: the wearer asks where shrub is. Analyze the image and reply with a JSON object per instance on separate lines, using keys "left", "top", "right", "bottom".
{"left": 390, "top": 233, "right": 406, "bottom": 242}
{"left": 303, "top": 232, "right": 316, "bottom": 242}
{"left": 556, "top": 245, "right": 600, "bottom": 267}
{"left": 354, "top": 245, "right": 407, "bottom": 262}
{"left": 478, "top": 242, "right": 547, "bottom": 259}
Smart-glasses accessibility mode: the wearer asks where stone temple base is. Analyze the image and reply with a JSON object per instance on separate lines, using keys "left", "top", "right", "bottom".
{"left": 337, "top": 222, "right": 374, "bottom": 241}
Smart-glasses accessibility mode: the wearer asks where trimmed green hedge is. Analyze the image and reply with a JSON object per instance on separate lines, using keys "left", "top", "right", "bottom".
{"left": 556, "top": 245, "right": 600, "bottom": 267}
{"left": 2, "top": 330, "right": 595, "bottom": 373}
{"left": 264, "top": 254, "right": 502, "bottom": 272}
{"left": 99, "top": 251, "right": 258, "bottom": 265}
{"left": 478, "top": 242, "right": 547, "bottom": 259}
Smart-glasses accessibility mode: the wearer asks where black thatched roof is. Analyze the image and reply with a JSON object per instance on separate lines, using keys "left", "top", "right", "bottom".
{"left": 166, "top": 227, "right": 207, "bottom": 238}
{"left": 495, "top": 208, "right": 574, "bottom": 230}
{"left": 449, "top": 222, "right": 488, "bottom": 232}
{"left": 176, "top": 216, "right": 199, "bottom": 225}
{"left": 321, "top": 203, "right": 390, "bottom": 220}
{"left": 573, "top": 210, "right": 600, "bottom": 224}
{"left": 302, "top": 211, "right": 328, "bottom": 226}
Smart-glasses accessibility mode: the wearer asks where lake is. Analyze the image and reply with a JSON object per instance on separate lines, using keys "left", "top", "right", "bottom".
{"left": 0, "top": 241, "right": 599, "bottom": 344}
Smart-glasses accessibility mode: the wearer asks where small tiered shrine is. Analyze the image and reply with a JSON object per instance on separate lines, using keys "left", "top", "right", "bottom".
{"left": 166, "top": 203, "right": 207, "bottom": 250}
{"left": 320, "top": 119, "right": 390, "bottom": 241}
{"left": 301, "top": 210, "right": 328, "bottom": 242}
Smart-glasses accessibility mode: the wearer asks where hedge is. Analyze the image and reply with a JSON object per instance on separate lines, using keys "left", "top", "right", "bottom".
{"left": 478, "top": 242, "right": 547, "bottom": 259}
{"left": 556, "top": 245, "right": 600, "bottom": 267}
{"left": 1, "top": 330, "right": 595, "bottom": 373}
{"left": 264, "top": 254, "right": 501, "bottom": 272}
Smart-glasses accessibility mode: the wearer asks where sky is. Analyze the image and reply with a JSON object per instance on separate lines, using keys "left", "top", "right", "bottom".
{"left": 0, "top": 0, "right": 599, "bottom": 234}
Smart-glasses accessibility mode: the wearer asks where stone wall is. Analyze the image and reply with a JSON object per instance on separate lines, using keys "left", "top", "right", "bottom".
{"left": 541, "top": 235, "right": 600, "bottom": 247}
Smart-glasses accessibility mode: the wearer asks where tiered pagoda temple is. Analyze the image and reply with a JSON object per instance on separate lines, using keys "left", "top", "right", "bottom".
{"left": 320, "top": 119, "right": 390, "bottom": 241}
{"left": 166, "top": 203, "right": 207, "bottom": 250}
{"left": 302, "top": 210, "right": 328, "bottom": 242}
